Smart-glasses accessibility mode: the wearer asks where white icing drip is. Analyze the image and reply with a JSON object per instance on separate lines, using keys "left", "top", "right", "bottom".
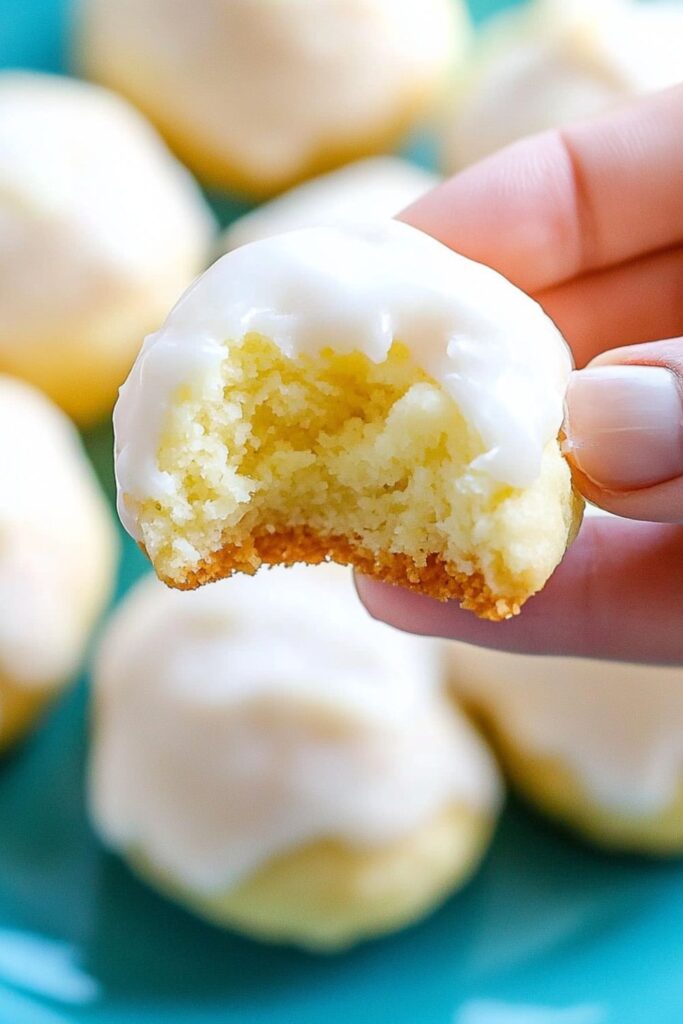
{"left": 90, "top": 565, "right": 501, "bottom": 892}
{"left": 114, "top": 220, "right": 571, "bottom": 540}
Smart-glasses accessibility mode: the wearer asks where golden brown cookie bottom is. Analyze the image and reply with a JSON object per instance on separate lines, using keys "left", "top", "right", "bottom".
{"left": 155, "top": 526, "right": 524, "bottom": 622}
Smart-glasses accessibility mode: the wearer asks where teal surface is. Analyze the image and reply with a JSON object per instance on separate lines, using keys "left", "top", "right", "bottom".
{"left": 2, "top": 1, "right": 683, "bottom": 1022}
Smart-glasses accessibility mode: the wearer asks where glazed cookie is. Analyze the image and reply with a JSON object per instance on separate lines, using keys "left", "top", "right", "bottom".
{"left": 0, "top": 72, "right": 214, "bottom": 424}
{"left": 89, "top": 565, "right": 501, "bottom": 949}
{"left": 0, "top": 377, "right": 117, "bottom": 750}
{"left": 442, "top": 0, "right": 683, "bottom": 171}
{"left": 450, "top": 635, "right": 683, "bottom": 854}
{"left": 219, "top": 158, "right": 439, "bottom": 253}
{"left": 79, "top": 0, "right": 469, "bottom": 197}
{"left": 115, "top": 221, "right": 582, "bottom": 620}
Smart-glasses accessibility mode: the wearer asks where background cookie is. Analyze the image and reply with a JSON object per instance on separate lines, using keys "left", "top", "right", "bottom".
{"left": 218, "top": 157, "right": 439, "bottom": 253}
{"left": 0, "top": 376, "right": 117, "bottom": 749}
{"left": 442, "top": 0, "right": 683, "bottom": 170}
{"left": 449, "top": 635, "right": 683, "bottom": 854}
{"left": 79, "top": 0, "right": 469, "bottom": 197}
{"left": 90, "top": 566, "right": 501, "bottom": 948}
{"left": 0, "top": 72, "right": 215, "bottom": 424}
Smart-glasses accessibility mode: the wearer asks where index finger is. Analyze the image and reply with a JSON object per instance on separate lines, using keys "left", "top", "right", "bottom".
{"left": 401, "top": 84, "right": 683, "bottom": 294}
{"left": 357, "top": 517, "right": 683, "bottom": 666}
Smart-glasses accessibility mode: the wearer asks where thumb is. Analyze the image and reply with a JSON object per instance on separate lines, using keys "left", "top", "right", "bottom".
{"left": 564, "top": 337, "right": 683, "bottom": 523}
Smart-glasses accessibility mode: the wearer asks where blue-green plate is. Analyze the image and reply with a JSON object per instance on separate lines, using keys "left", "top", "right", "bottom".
{"left": 2, "top": 1, "right": 683, "bottom": 1020}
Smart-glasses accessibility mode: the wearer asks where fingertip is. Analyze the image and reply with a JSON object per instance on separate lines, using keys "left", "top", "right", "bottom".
{"left": 565, "top": 341, "right": 683, "bottom": 523}
{"left": 568, "top": 471, "right": 683, "bottom": 525}
{"left": 353, "top": 573, "right": 384, "bottom": 620}
{"left": 403, "top": 87, "right": 683, "bottom": 303}
{"left": 354, "top": 573, "right": 458, "bottom": 636}
{"left": 354, "top": 572, "right": 522, "bottom": 646}
{"left": 354, "top": 574, "right": 434, "bottom": 634}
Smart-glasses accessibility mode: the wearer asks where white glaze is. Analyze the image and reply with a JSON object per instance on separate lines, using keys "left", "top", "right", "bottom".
{"left": 0, "top": 72, "right": 214, "bottom": 351}
{"left": 219, "top": 158, "right": 439, "bottom": 252}
{"left": 90, "top": 565, "right": 501, "bottom": 892}
{"left": 114, "top": 220, "right": 572, "bottom": 540}
{"left": 445, "top": 0, "right": 683, "bottom": 170}
{"left": 0, "top": 378, "right": 115, "bottom": 687}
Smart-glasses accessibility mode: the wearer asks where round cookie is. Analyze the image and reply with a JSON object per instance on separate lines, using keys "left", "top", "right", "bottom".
{"left": 89, "top": 565, "right": 501, "bottom": 950}
{"left": 114, "top": 220, "right": 583, "bottom": 621}
{"left": 449, "top": 637, "right": 683, "bottom": 854}
{"left": 218, "top": 157, "right": 439, "bottom": 253}
{"left": 79, "top": 0, "right": 469, "bottom": 197}
{"left": 0, "top": 376, "right": 117, "bottom": 750}
{"left": 442, "top": 0, "right": 683, "bottom": 171}
{"left": 0, "top": 72, "right": 215, "bottom": 424}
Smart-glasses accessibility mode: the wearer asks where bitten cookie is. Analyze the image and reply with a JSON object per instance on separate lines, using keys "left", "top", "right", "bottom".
{"left": 115, "top": 221, "right": 582, "bottom": 620}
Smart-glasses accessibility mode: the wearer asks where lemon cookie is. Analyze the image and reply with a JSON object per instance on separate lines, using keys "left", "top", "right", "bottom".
{"left": 115, "top": 221, "right": 582, "bottom": 620}
{"left": 0, "top": 376, "right": 116, "bottom": 749}
{"left": 0, "top": 72, "right": 214, "bottom": 424}
{"left": 219, "top": 158, "right": 439, "bottom": 253}
{"left": 80, "top": 0, "right": 469, "bottom": 197}
{"left": 450, "top": 637, "right": 683, "bottom": 854}
{"left": 443, "top": 0, "right": 683, "bottom": 171}
{"left": 89, "top": 565, "right": 501, "bottom": 948}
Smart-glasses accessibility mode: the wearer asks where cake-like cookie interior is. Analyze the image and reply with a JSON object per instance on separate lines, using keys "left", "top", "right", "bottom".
{"left": 135, "top": 336, "right": 577, "bottom": 620}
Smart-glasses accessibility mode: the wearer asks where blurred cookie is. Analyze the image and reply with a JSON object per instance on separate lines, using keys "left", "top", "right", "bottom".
{"left": 0, "top": 376, "right": 117, "bottom": 750}
{"left": 450, "top": 634, "right": 683, "bottom": 854}
{"left": 442, "top": 0, "right": 683, "bottom": 170}
{"left": 218, "top": 157, "right": 439, "bottom": 253}
{"left": 90, "top": 565, "right": 501, "bottom": 949}
{"left": 0, "top": 72, "right": 214, "bottom": 424}
{"left": 79, "top": 0, "right": 469, "bottom": 196}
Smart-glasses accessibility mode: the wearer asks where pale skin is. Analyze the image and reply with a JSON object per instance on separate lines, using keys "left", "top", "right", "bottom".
{"left": 357, "top": 84, "right": 683, "bottom": 666}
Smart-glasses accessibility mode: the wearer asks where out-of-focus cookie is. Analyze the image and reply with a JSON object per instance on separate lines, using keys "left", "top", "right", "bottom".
{"left": 89, "top": 565, "right": 501, "bottom": 949}
{"left": 0, "top": 72, "right": 214, "bottom": 424}
{"left": 79, "top": 0, "right": 469, "bottom": 197}
{"left": 449, "top": 634, "right": 683, "bottom": 854}
{"left": 0, "top": 376, "right": 117, "bottom": 750}
{"left": 442, "top": 0, "right": 683, "bottom": 171}
{"left": 218, "top": 158, "right": 439, "bottom": 253}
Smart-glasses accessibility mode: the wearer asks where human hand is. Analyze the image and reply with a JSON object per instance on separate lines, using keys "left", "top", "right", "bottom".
{"left": 357, "top": 85, "right": 683, "bottom": 665}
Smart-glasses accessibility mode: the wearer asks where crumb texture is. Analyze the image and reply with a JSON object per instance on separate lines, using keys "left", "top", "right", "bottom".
{"left": 132, "top": 335, "right": 578, "bottom": 615}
